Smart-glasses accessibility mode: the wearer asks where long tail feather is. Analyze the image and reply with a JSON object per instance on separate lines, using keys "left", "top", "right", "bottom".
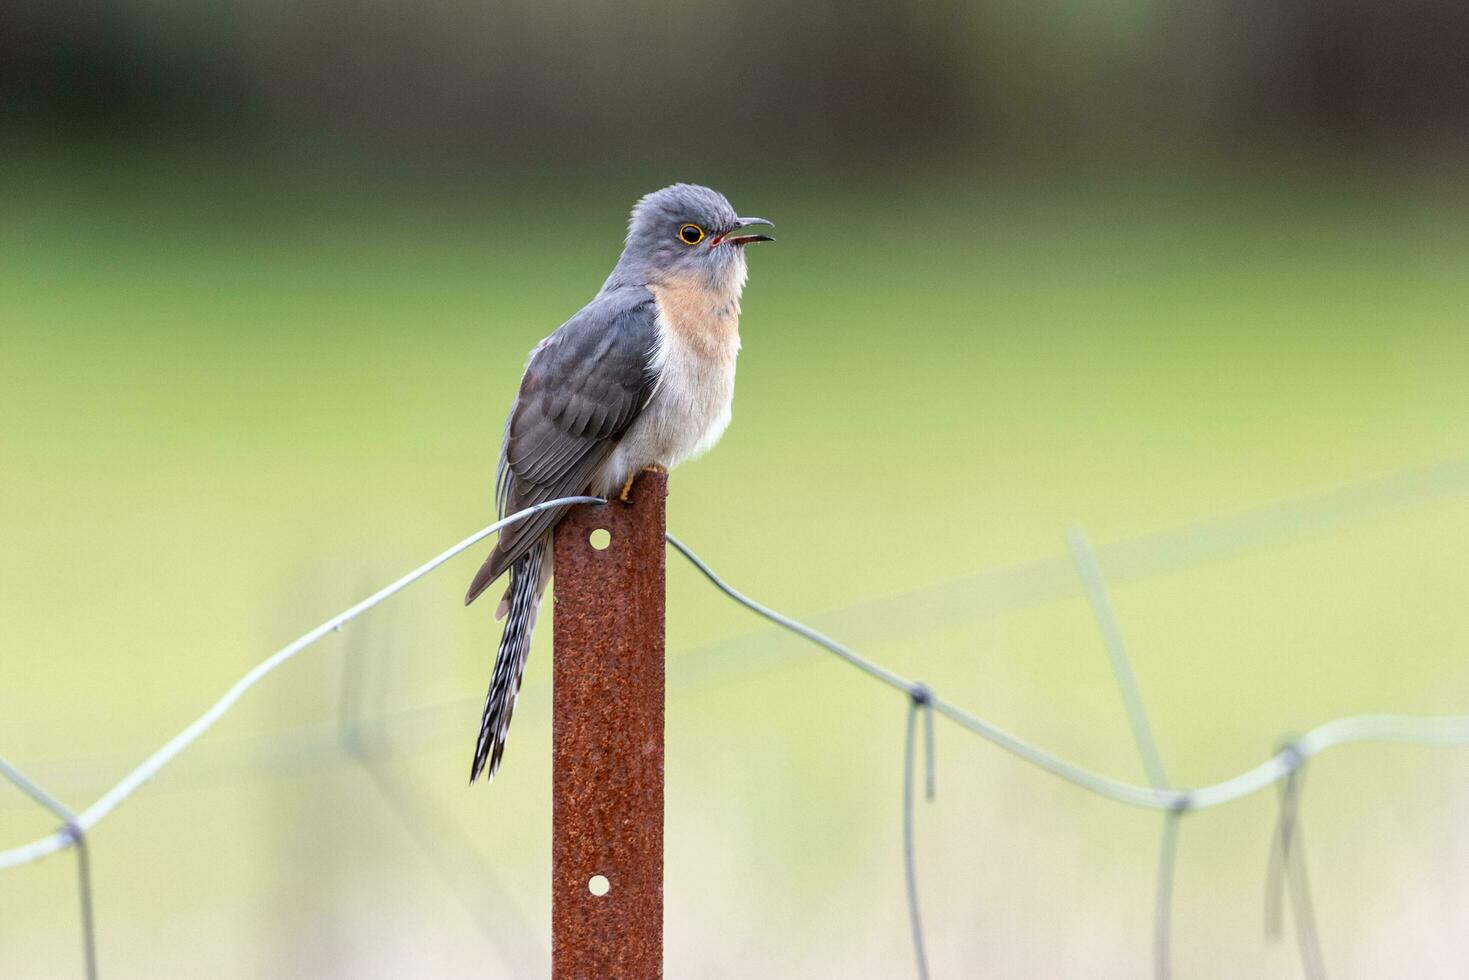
{"left": 470, "top": 539, "right": 546, "bottom": 783}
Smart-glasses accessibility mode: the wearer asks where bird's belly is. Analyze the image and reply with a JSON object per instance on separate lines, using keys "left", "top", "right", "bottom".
{"left": 592, "top": 335, "right": 736, "bottom": 496}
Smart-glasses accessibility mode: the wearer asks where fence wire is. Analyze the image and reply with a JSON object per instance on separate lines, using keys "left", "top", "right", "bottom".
{"left": 1068, "top": 528, "right": 1177, "bottom": 977}
{"left": 0, "top": 757, "right": 96, "bottom": 980}
{"left": 664, "top": 529, "right": 1469, "bottom": 978}
{"left": 3, "top": 466, "right": 1468, "bottom": 978}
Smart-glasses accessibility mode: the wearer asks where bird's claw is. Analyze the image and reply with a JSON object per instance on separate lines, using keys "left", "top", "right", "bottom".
{"left": 618, "top": 466, "right": 666, "bottom": 504}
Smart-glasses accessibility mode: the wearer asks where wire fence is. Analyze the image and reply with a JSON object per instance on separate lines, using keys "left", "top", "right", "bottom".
{"left": 3, "top": 458, "right": 1469, "bottom": 978}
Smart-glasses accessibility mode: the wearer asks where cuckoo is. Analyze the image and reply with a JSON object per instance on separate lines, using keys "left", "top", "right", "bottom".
{"left": 464, "top": 184, "right": 774, "bottom": 783}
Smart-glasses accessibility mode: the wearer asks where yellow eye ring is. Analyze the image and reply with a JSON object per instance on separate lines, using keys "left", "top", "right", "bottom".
{"left": 678, "top": 223, "right": 705, "bottom": 245}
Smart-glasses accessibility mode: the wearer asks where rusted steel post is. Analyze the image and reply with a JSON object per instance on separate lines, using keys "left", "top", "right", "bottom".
{"left": 552, "top": 470, "right": 667, "bottom": 979}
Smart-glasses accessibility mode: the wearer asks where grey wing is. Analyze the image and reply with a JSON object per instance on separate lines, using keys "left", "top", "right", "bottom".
{"left": 464, "top": 288, "right": 659, "bottom": 605}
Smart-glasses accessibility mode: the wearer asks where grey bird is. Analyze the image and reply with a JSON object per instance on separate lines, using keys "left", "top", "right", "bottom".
{"left": 464, "top": 184, "right": 774, "bottom": 783}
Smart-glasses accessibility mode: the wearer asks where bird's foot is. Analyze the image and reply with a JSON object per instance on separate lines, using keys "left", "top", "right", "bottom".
{"left": 617, "top": 466, "right": 668, "bottom": 504}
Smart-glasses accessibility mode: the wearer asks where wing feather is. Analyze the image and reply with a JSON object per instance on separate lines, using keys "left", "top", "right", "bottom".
{"left": 465, "top": 287, "right": 659, "bottom": 605}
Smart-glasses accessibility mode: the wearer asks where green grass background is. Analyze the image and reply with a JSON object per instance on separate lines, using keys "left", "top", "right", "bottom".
{"left": 2, "top": 153, "right": 1468, "bottom": 977}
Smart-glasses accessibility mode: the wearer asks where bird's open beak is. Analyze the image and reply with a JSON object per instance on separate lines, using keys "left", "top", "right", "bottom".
{"left": 713, "top": 216, "right": 775, "bottom": 247}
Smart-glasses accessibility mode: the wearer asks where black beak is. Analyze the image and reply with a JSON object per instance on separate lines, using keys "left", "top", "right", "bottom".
{"left": 717, "top": 216, "right": 775, "bottom": 246}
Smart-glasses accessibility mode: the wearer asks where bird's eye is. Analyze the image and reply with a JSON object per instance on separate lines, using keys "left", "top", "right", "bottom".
{"left": 678, "top": 223, "right": 705, "bottom": 245}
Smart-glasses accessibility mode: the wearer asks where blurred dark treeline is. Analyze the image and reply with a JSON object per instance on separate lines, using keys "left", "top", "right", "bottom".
{"left": 3, "top": 0, "right": 1468, "bottom": 166}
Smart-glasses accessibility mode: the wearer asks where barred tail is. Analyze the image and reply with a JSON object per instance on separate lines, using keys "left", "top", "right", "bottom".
{"left": 470, "top": 540, "right": 546, "bottom": 783}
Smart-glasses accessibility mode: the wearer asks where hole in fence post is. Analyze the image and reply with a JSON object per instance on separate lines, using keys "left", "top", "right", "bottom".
{"left": 588, "top": 874, "right": 610, "bottom": 897}
{"left": 588, "top": 528, "right": 611, "bottom": 551}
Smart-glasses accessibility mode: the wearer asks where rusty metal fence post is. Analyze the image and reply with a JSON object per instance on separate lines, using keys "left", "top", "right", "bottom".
{"left": 552, "top": 470, "right": 667, "bottom": 979}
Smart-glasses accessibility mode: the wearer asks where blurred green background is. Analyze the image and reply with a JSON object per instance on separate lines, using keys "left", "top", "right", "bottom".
{"left": 3, "top": 1, "right": 1469, "bottom": 977}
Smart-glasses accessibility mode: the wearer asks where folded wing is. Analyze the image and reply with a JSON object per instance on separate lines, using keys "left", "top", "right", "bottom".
{"left": 464, "top": 287, "right": 659, "bottom": 605}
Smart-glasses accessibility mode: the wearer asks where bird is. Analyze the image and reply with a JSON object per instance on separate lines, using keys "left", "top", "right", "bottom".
{"left": 463, "top": 183, "right": 774, "bottom": 784}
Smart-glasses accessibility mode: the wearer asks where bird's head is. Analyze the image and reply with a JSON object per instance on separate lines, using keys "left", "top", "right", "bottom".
{"left": 610, "top": 183, "right": 774, "bottom": 292}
